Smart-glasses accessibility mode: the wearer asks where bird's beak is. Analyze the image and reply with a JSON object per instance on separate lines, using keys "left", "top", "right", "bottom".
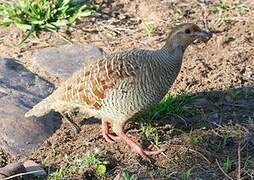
{"left": 194, "top": 30, "right": 213, "bottom": 42}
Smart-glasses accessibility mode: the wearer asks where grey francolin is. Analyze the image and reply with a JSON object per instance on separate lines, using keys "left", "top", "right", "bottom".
{"left": 25, "top": 23, "right": 212, "bottom": 160}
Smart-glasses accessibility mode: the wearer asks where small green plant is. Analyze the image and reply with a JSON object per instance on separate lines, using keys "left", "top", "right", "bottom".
{"left": 210, "top": 1, "right": 249, "bottom": 13}
{"left": 73, "top": 151, "right": 106, "bottom": 176}
{"left": 223, "top": 156, "right": 233, "bottom": 173}
{"left": 237, "top": 3, "right": 249, "bottom": 12}
{"left": 82, "top": 151, "right": 102, "bottom": 166}
{"left": 139, "top": 93, "right": 194, "bottom": 145}
{"left": 146, "top": 93, "right": 194, "bottom": 121}
{"left": 50, "top": 167, "right": 65, "bottom": 180}
{"left": 228, "top": 88, "right": 242, "bottom": 99}
{"left": 222, "top": 132, "right": 233, "bottom": 146}
{"left": 210, "top": 1, "right": 250, "bottom": 26}
{"left": 122, "top": 170, "right": 136, "bottom": 180}
{"left": 210, "top": 1, "right": 231, "bottom": 12}
{"left": 48, "top": 151, "right": 106, "bottom": 179}
{"left": 140, "top": 122, "right": 160, "bottom": 146}
{"left": 0, "top": 0, "right": 96, "bottom": 44}
{"left": 96, "top": 164, "right": 107, "bottom": 176}
{"left": 182, "top": 168, "right": 192, "bottom": 180}
{"left": 187, "top": 129, "right": 203, "bottom": 144}
{"left": 143, "top": 22, "right": 155, "bottom": 37}
{"left": 84, "top": 152, "right": 107, "bottom": 176}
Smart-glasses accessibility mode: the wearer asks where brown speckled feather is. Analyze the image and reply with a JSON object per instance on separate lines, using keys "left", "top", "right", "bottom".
{"left": 60, "top": 53, "right": 138, "bottom": 110}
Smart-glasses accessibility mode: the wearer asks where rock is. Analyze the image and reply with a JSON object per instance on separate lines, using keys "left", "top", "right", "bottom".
{"left": 23, "top": 160, "right": 46, "bottom": 176}
{"left": 0, "top": 59, "right": 60, "bottom": 157}
{"left": 0, "top": 162, "right": 25, "bottom": 178}
{"left": 31, "top": 43, "right": 103, "bottom": 80}
{"left": 0, "top": 160, "right": 46, "bottom": 178}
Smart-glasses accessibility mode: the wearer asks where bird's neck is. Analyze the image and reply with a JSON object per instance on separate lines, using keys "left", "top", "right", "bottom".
{"left": 155, "top": 36, "right": 189, "bottom": 69}
{"left": 157, "top": 42, "right": 185, "bottom": 66}
{"left": 151, "top": 40, "right": 186, "bottom": 84}
{"left": 143, "top": 43, "right": 185, "bottom": 100}
{"left": 162, "top": 36, "right": 189, "bottom": 52}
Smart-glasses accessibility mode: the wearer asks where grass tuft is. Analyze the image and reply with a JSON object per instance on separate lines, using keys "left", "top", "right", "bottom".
{"left": 0, "top": 0, "right": 96, "bottom": 44}
{"left": 143, "top": 22, "right": 155, "bottom": 37}
{"left": 223, "top": 155, "right": 233, "bottom": 173}
{"left": 140, "top": 122, "right": 160, "bottom": 146}
{"left": 122, "top": 170, "right": 136, "bottom": 180}
{"left": 210, "top": 1, "right": 249, "bottom": 13}
{"left": 182, "top": 168, "right": 192, "bottom": 180}
{"left": 48, "top": 150, "right": 106, "bottom": 179}
{"left": 139, "top": 92, "right": 195, "bottom": 145}
{"left": 147, "top": 92, "right": 195, "bottom": 121}
{"left": 210, "top": 0, "right": 231, "bottom": 13}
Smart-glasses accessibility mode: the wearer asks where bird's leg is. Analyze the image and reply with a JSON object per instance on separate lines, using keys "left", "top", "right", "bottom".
{"left": 115, "top": 130, "right": 165, "bottom": 160}
{"left": 60, "top": 112, "right": 81, "bottom": 134}
{"left": 102, "top": 119, "right": 114, "bottom": 143}
{"left": 101, "top": 119, "right": 119, "bottom": 143}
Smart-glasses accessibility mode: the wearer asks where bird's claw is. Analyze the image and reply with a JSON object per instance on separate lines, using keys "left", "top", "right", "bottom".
{"left": 102, "top": 133, "right": 119, "bottom": 143}
{"left": 101, "top": 119, "right": 166, "bottom": 160}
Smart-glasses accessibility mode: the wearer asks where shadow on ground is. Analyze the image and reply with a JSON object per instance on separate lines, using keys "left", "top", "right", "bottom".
{"left": 36, "top": 85, "right": 254, "bottom": 179}
{"left": 125, "top": 85, "right": 254, "bottom": 179}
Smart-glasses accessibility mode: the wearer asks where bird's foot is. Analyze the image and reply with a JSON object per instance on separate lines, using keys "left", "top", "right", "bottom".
{"left": 102, "top": 132, "right": 119, "bottom": 143}
{"left": 101, "top": 119, "right": 119, "bottom": 143}
{"left": 101, "top": 119, "right": 165, "bottom": 160}
{"left": 143, "top": 144, "right": 165, "bottom": 155}
{"left": 116, "top": 131, "right": 165, "bottom": 160}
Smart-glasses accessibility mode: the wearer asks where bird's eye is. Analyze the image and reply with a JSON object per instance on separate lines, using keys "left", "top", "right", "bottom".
{"left": 185, "top": 29, "right": 191, "bottom": 34}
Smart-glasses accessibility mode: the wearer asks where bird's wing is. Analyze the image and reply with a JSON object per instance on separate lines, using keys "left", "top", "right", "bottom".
{"left": 56, "top": 52, "right": 139, "bottom": 110}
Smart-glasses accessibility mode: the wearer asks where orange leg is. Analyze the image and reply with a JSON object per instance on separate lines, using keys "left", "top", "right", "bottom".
{"left": 102, "top": 119, "right": 165, "bottom": 160}
{"left": 101, "top": 119, "right": 119, "bottom": 143}
{"left": 114, "top": 130, "right": 165, "bottom": 160}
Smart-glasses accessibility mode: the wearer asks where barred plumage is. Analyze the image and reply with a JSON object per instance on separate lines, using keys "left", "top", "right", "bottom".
{"left": 25, "top": 23, "right": 212, "bottom": 160}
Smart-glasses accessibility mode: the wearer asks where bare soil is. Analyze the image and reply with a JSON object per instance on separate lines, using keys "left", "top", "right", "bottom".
{"left": 0, "top": 0, "right": 254, "bottom": 179}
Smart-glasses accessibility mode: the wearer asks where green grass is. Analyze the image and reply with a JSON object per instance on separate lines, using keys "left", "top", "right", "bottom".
{"left": 139, "top": 92, "right": 195, "bottom": 145}
{"left": 143, "top": 22, "right": 155, "bottom": 37}
{"left": 223, "top": 155, "right": 233, "bottom": 173}
{"left": 210, "top": 1, "right": 231, "bottom": 13}
{"left": 236, "top": 3, "right": 249, "bottom": 12}
{"left": 48, "top": 151, "right": 106, "bottom": 179}
{"left": 122, "top": 170, "right": 136, "bottom": 180}
{"left": 228, "top": 87, "right": 242, "bottom": 99}
{"left": 140, "top": 122, "right": 160, "bottom": 146}
{"left": 187, "top": 129, "right": 203, "bottom": 144}
{"left": 146, "top": 93, "right": 195, "bottom": 121}
{"left": 50, "top": 167, "right": 65, "bottom": 180}
{"left": 0, "top": 0, "right": 96, "bottom": 44}
{"left": 209, "top": 1, "right": 249, "bottom": 14}
{"left": 222, "top": 132, "right": 234, "bottom": 146}
{"left": 209, "top": 1, "right": 250, "bottom": 26}
{"left": 182, "top": 168, "right": 192, "bottom": 180}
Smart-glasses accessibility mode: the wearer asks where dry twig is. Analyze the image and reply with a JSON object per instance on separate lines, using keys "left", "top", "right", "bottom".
{"left": 237, "top": 142, "right": 241, "bottom": 180}
{"left": 4, "top": 170, "right": 45, "bottom": 180}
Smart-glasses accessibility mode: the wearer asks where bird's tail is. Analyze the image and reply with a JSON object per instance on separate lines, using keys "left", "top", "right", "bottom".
{"left": 25, "top": 96, "right": 54, "bottom": 118}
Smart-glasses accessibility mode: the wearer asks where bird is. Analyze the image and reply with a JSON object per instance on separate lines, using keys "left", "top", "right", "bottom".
{"left": 25, "top": 23, "right": 212, "bottom": 160}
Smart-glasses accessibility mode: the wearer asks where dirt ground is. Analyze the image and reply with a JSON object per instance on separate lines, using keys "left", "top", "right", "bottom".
{"left": 0, "top": 0, "right": 254, "bottom": 179}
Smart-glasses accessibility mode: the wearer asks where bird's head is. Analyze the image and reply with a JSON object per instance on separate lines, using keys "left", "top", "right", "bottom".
{"left": 164, "top": 23, "right": 212, "bottom": 50}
